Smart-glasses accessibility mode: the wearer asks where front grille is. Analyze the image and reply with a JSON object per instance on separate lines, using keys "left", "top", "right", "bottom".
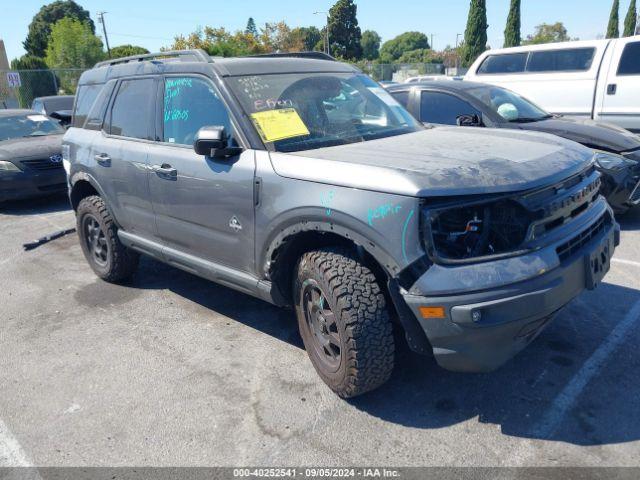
{"left": 630, "top": 180, "right": 640, "bottom": 205}
{"left": 21, "top": 158, "right": 64, "bottom": 171}
{"left": 556, "top": 214, "right": 608, "bottom": 263}
{"left": 522, "top": 166, "right": 601, "bottom": 239}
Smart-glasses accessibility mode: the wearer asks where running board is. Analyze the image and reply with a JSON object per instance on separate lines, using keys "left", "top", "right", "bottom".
{"left": 117, "top": 230, "right": 281, "bottom": 305}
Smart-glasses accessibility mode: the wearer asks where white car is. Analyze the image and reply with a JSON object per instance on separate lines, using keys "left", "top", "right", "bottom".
{"left": 465, "top": 36, "right": 640, "bottom": 133}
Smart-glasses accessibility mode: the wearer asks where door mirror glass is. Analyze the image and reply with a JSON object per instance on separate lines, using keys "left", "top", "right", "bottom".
{"left": 194, "top": 126, "right": 242, "bottom": 158}
{"left": 456, "top": 114, "right": 482, "bottom": 127}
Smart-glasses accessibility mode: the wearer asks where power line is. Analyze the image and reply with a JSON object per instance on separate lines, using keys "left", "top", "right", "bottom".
{"left": 109, "top": 32, "right": 175, "bottom": 41}
{"left": 97, "top": 11, "right": 111, "bottom": 58}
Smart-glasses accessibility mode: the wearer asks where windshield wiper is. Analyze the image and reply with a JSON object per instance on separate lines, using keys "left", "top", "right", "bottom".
{"left": 509, "top": 115, "right": 552, "bottom": 123}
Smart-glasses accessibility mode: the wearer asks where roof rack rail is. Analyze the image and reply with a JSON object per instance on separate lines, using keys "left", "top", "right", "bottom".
{"left": 94, "top": 49, "right": 211, "bottom": 68}
{"left": 246, "top": 51, "right": 336, "bottom": 61}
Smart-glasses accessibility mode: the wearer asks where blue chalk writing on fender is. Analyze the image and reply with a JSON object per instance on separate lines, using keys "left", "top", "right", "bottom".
{"left": 320, "top": 191, "right": 335, "bottom": 216}
{"left": 367, "top": 204, "right": 402, "bottom": 226}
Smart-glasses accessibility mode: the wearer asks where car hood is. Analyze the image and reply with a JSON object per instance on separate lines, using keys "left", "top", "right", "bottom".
{"left": 0, "top": 134, "right": 64, "bottom": 162}
{"left": 516, "top": 116, "right": 640, "bottom": 154}
{"left": 270, "top": 128, "right": 594, "bottom": 197}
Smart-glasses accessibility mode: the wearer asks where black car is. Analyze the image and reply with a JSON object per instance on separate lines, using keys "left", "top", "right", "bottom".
{"left": 0, "top": 109, "right": 67, "bottom": 203}
{"left": 31, "top": 95, "right": 74, "bottom": 126}
{"left": 386, "top": 81, "right": 640, "bottom": 213}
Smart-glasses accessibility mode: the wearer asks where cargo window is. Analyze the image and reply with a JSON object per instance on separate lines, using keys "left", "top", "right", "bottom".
{"left": 527, "top": 48, "right": 595, "bottom": 72}
{"left": 618, "top": 42, "right": 640, "bottom": 75}
{"left": 162, "top": 76, "right": 233, "bottom": 146}
{"left": 108, "top": 79, "right": 155, "bottom": 140}
{"left": 420, "top": 91, "right": 482, "bottom": 125}
{"left": 72, "top": 84, "right": 101, "bottom": 128}
{"left": 477, "top": 53, "right": 528, "bottom": 74}
{"left": 84, "top": 82, "right": 115, "bottom": 130}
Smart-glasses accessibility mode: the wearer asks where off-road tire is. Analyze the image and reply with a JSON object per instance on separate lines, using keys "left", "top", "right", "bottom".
{"left": 294, "top": 247, "right": 394, "bottom": 398}
{"left": 76, "top": 195, "right": 139, "bottom": 282}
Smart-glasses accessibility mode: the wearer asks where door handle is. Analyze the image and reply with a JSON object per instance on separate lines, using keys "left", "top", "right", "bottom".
{"left": 607, "top": 84, "right": 617, "bottom": 95}
{"left": 94, "top": 153, "right": 111, "bottom": 166}
{"left": 152, "top": 163, "right": 177, "bottom": 180}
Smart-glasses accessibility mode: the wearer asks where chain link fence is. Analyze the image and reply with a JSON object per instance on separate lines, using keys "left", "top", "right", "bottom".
{"left": 358, "top": 63, "right": 446, "bottom": 82}
{"left": 0, "top": 68, "right": 86, "bottom": 109}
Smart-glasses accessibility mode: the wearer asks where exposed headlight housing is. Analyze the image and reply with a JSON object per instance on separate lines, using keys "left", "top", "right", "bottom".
{"left": 594, "top": 151, "right": 635, "bottom": 171}
{"left": 0, "top": 160, "right": 21, "bottom": 172}
{"left": 424, "top": 199, "right": 534, "bottom": 264}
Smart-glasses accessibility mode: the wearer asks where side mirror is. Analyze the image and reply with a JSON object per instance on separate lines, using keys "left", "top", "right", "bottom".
{"left": 456, "top": 114, "right": 482, "bottom": 127}
{"left": 193, "top": 126, "right": 242, "bottom": 158}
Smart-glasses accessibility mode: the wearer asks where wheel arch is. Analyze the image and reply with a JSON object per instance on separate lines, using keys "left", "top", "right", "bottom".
{"left": 261, "top": 218, "right": 432, "bottom": 355}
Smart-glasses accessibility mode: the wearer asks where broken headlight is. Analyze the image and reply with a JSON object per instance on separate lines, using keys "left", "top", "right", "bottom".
{"left": 425, "top": 199, "right": 533, "bottom": 263}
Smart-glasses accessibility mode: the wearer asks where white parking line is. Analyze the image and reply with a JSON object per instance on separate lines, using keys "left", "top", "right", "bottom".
{"left": 530, "top": 298, "right": 640, "bottom": 439}
{"left": 0, "top": 418, "right": 33, "bottom": 467}
{"left": 612, "top": 258, "right": 640, "bottom": 269}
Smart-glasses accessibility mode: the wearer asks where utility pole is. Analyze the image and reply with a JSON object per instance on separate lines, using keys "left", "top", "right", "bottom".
{"left": 314, "top": 11, "right": 330, "bottom": 55}
{"left": 97, "top": 11, "right": 111, "bottom": 58}
{"left": 455, "top": 33, "right": 462, "bottom": 70}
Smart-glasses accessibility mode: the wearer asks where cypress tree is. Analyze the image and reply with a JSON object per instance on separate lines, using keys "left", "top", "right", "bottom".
{"left": 461, "top": 0, "right": 488, "bottom": 67}
{"left": 327, "top": 0, "right": 363, "bottom": 59}
{"left": 623, "top": 0, "right": 637, "bottom": 36}
{"left": 503, "top": 0, "right": 521, "bottom": 47}
{"left": 245, "top": 17, "right": 258, "bottom": 37}
{"left": 606, "top": 0, "right": 620, "bottom": 38}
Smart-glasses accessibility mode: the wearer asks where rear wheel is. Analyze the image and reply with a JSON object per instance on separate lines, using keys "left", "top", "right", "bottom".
{"left": 76, "top": 195, "right": 139, "bottom": 282}
{"left": 294, "top": 247, "right": 394, "bottom": 398}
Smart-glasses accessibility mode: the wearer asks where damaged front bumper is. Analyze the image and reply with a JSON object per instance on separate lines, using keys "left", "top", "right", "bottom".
{"left": 401, "top": 198, "right": 620, "bottom": 373}
{"left": 600, "top": 163, "right": 640, "bottom": 212}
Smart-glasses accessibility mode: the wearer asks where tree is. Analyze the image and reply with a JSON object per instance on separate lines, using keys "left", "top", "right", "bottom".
{"left": 503, "top": 0, "right": 521, "bottom": 47}
{"left": 624, "top": 0, "right": 637, "bottom": 36}
{"left": 109, "top": 45, "right": 149, "bottom": 59}
{"left": 245, "top": 17, "right": 258, "bottom": 37}
{"left": 327, "top": 0, "right": 363, "bottom": 59}
{"left": 461, "top": 0, "right": 488, "bottom": 67}
{"left": 523, "top": 22, "right": 573, "bottom": 44}
{"left": 9, "top": 55, "right": 57, "bottom": 107}
{"left": 45, "top": 18, "right": 105, "bottom": 93}
{"left": 361, "top": 30, "right": 381, "bottom": 60}
{"left": 287, "top": 27, "right": 322, "bottom": 52}
{"left": 24, "top": 0, "right": 94, "bottom": 58}
{"left": 607, "top": 0, "right": 620, "bottom": 38}
{"left": 171, "top": 26, "right": 268, "bottom": 57}
{"left": 379, "top": 32, "right": 430, "bottom": 62}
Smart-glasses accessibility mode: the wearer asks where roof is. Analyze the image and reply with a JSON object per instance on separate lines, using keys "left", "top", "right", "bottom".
{"left": 33, "top": 95, "right": 75, "bottom": 101}
{"left": 0, "top": 109, "right": 38, "bottom": 117}
{"left": 386, "top": 80, "right": 488, "bottom": 93}
{"left": 79, "top": 49, "right": 358, "bottom": 86}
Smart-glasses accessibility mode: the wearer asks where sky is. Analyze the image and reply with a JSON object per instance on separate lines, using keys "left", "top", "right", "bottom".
{"left": 1, "top": 0, "right": 636, "bottom": 62}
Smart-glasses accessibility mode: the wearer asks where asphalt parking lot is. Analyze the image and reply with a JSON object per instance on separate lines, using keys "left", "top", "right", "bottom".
{"left": 1, "top": 194, "right": 639, "bottom": 467}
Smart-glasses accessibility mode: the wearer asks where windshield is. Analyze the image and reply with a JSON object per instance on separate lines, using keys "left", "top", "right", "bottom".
{"left": 466, "top": 85, "right": 551, "bottom": 123}
{"left": 227, "top": 73, "right": 422, "bottom": 152}
{"left": 0, "top": 114, "right": 65, "bottom": 142}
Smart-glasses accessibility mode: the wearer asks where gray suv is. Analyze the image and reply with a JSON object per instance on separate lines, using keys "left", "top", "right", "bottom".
{"left": 63, "top": 50, "right": 619, "bottom": 398}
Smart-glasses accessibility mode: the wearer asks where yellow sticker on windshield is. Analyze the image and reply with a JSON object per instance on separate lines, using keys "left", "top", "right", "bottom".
{"left": 250, "top": 108, "right": 310, "bottom": 143}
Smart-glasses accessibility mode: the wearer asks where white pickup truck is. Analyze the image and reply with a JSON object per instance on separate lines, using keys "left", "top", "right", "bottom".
{"left": 465, "top": 36, "right": 640, "bottom": 133}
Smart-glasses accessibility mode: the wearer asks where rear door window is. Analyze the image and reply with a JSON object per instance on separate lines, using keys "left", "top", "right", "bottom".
{"left": 72, "top": 84, "right": 102, "bottom": 127}
{"left": 108, "top": 78, "right": 156, "bottom": 140}
{"left": 390, "top": 90, "right": 410, "bottom": 108}
{"left": 477, "top": 53, "right": 528, "bottom": 74}
{"left": 617, "top": 42, "right": 640, "bottom": 75}
{"left": 527, "top": 48, "right": 595, "bottom": 72}
{"left": 420, "top": 91, "right": 482, "bottom": 125}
